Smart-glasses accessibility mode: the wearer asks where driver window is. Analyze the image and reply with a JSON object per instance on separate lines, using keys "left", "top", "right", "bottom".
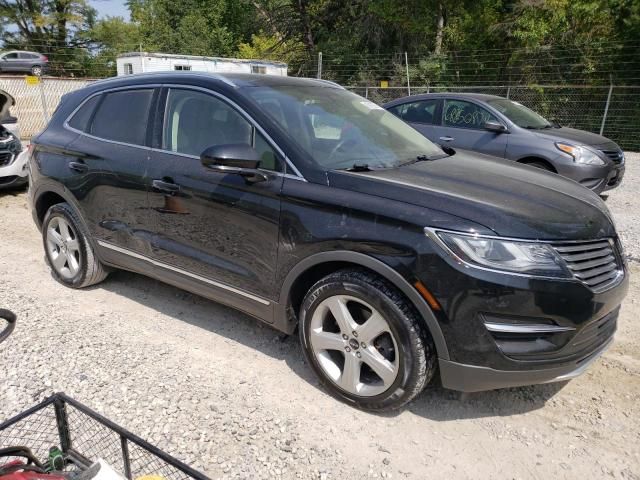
{"left": 443, "top": 99, "right": 498, "bottom": 130}
{"left": 163, "top": 88, "right": 282, "bottom": 171}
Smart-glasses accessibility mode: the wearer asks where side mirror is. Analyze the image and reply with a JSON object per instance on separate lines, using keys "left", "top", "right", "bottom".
{"left": 200, "top": 144, "right": 268, "bottom": 182}
{"left": 484, "top": 121, "right": 508, "bottom": 134}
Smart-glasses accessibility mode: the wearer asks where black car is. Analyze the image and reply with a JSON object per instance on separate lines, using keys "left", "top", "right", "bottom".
{"left": 384, "top": 93, "right": 625, "bottom": 194}
{"left": 28, "top": 73, "right": 628, "bottom": 411}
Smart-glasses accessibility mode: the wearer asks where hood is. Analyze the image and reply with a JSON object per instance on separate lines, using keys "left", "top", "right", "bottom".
{"left": 327, "top": 150, "right": 615, "bottom": 241}
{"left": 0, "top": 89, "right": 15, "bottom": 122}
{"left": 532, "top": 126, "right": 618, "bottom": 149}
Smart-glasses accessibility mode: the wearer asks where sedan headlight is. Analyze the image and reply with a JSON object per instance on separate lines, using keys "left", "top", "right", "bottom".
{"left": 433, "top": 231, "right": 571, "bottom": 278}
{"left": 555, "top": 143, "right": 605, "bottom": 165}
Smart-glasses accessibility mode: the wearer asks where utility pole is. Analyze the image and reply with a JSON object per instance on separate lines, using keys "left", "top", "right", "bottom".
{"left": 405, "top": 52, "right": 411, "bottom": 96}
{"left": 139, "top": 43, "right": 145, "bottom": 73}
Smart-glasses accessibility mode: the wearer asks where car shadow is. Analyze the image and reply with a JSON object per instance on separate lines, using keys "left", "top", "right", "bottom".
{"left": 0, "top": 185, "right": 28, "bottom": 197}
{"left": 97, "top": 270, "right": 567, "bottom": 421}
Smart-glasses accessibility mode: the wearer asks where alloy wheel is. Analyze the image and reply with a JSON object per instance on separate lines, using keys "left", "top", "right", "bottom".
{"left": 46, "top": 217, "right": 81, "bottom": 279}
{"left": 309, "top": 295, "right": 400, "bottom": 397}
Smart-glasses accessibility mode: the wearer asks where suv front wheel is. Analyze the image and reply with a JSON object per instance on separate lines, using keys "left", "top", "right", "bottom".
{"left": 299, "top": 269, "right": 436, "bottom": 411}
{"left": 42, "top": 202, "right": 108, "bottom": 288}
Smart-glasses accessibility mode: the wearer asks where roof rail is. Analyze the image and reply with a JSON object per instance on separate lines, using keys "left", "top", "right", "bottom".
{"left": 314, "top": 79, "right": 345, "bottom": 89}
{"left": 90, "top": 71, "right": 237, "bottom": 88}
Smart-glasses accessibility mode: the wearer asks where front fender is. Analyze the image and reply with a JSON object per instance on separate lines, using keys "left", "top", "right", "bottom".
{"left": 276, "top": 250, "right": 450, "bottom": 360}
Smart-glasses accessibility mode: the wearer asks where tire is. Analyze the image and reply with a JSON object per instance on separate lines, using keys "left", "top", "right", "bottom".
{"left": 42, "top": 202, "right": 108, "bottom": 288}
{"left": 299, "top": 269, "right": 436, "bottom": 411}
{"left": 525, "top": 161, "right": 553, "bottom": 172}
{"left": 31, "top": 65, "right": 42, "bottom": 76}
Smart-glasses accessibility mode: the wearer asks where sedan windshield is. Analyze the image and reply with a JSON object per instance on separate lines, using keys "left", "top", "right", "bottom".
{"left": 486, "top": 98, "right": 552, "bottom": 129}
{"left": 243, "top": 86, "right": 443, "bottom": 170}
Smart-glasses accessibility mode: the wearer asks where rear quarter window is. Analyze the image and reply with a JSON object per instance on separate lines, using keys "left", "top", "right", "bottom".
{"left": 89, "top": 89, "right": 154, "bottom": 145}
{"left": 67, "top": 95, "right": 101, "bottom": 132}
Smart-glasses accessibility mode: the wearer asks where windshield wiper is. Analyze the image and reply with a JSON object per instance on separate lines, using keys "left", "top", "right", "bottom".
{"left": 345, "top": 163, "right": 372, "bottom": 172}
{"left": 398, "top": 152, "right": 449, "bottom": 167}
{"left": 523, "top": 124, "right": 554, "bottom": 130}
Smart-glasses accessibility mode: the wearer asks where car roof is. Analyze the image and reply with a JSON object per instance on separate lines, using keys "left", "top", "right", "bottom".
{"left": 383, "top": 92, "right": 505, "bottom": 108}
{"left": 0, "top": 50, "right": 42, "bottom": 55}
{"left": 90, "top": 71, "right": 345, "bottom": 90}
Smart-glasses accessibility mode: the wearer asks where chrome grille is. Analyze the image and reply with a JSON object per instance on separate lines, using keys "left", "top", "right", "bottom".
{"left": 600, "top": 149, "right": 624, "bottom": 164}
{"left": 0, "top": 151, "right": 13, "bottom": 167}
{"left": 552, "top": 239, "right": 623, "bottom": 292}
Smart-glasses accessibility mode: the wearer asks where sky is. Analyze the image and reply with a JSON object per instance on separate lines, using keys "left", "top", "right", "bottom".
{"left": 89, "top": 0, "right": 130, "bottom": 20}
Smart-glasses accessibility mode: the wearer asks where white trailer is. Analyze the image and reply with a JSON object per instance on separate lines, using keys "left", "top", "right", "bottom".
{"left": 116, "top": 52, "right": 288, "bottom": 77}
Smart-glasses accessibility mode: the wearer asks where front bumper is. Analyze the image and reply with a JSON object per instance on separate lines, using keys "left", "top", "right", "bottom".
{"left": 418, "top": 235, "right": 628, "bottom": 392}
{"left": 439, "top": 337, "right": 612, "bottom": 392}
{"left": 0, "top": 150, "right": 29, "bottom": 188}
{"left": 555, "top": 159, "right": 625, "bottom": 194}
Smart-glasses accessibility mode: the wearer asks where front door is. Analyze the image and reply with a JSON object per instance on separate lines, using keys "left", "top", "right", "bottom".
{"left": 432, "top": 99, "right": 509, "bottom": 158}
{"left": 146, "top": 87, "right": 284, "bottom": 301}
{"left": 387, "top": 98, "right": 442, "bottom": 143}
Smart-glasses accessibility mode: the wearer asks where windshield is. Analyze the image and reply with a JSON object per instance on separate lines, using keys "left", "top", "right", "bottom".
{"left": 486, "top": 98, "right": 552, "bottom": 129}
{"left": 243, "top": 86, "right": 443, "bottom": 169}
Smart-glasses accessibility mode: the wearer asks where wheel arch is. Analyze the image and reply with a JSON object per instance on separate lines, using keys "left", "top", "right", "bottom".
{"left": 32, "top": 185, "right": 101, "bottom": 259}
{"left": 277, "top": 251, "right": 450, "bottom": 360}
{"left": 34, "top": 190, "right": 67, "bottom": 227}
{"left": 516, "top": 156, "right": 557, "bottom": 172}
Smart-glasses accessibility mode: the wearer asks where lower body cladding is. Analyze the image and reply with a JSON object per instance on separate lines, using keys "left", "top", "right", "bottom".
{"left": 0, "top": 150, "right": 29, "bottom": 189}
{"left": 420, "top": 255, "right": 629, "bottom": 392}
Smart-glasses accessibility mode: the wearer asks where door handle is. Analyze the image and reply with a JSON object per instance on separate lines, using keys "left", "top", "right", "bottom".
{"left": 152, "top": 179, "right": 181, "bottom": 194}
{"left": 439, "top": 136, "right": 454, "bottom": 142}
{"left": 68, "top": 161, "right": 88, "bottom": 173}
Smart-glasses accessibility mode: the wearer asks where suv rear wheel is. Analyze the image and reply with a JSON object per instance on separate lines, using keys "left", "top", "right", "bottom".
{"left": 43, "top": 202, "right": 108, "bottom": 288}
{"left": 299, "top": 269, "right": 436, "bottom": 411}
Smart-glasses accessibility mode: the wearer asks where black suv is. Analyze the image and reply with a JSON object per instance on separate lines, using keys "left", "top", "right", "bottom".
{"left": 29, "top": 73, "right": 628, "bottom": 411}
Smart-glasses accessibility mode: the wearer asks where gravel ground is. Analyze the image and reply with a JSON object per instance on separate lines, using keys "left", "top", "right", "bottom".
{"left": 1, "top": 155, "right": 639, "bottom": 479}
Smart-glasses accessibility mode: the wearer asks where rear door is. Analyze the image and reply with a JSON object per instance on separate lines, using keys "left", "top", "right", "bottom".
{"left": 387, "top": 98, "right": 442, "bottom": 143}
{"left": 145, "top": 86, "right": 284, "bottom": 302}
{"left": 432, "top": 98, "right": 508, "bottom": 158}
{"left": 17, "top": 52, "right": 33, "bottom": 71}
{"left": 63, "top": 87, "right": 157, "bottom": 256}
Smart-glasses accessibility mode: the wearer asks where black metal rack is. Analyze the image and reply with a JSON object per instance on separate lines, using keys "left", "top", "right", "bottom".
{"left": 0, "top": 393, "right": 210, "bottom": 480}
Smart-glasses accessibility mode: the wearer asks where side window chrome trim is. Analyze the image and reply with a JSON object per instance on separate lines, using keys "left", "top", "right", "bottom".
{"left": 160, "top": 83, "right": 306, "bottom": 181}
{"left": 63, "top": 84, "right": 161, "bottom": 151}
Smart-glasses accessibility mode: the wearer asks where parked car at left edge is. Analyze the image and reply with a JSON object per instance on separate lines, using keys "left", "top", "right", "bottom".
{"left": 0, "top": 50, "right": 48, "bottom": 76}
{"left": 0, "top": 89, "right": 28, "bottom": 189}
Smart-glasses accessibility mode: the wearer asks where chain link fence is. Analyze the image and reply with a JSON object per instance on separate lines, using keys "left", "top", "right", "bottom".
{"left": 0, "top": 76, "right": 92, "bottom": 138}
{"left": 1, "top": 74, "right": 638, "bottom": 151}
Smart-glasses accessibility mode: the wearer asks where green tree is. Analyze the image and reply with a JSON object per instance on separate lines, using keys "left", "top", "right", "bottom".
{"left": 85, "top": 16, "right": 141, "bottom": 76}
{"left": 127, "top": 0, "right": 250, "bottom": 56}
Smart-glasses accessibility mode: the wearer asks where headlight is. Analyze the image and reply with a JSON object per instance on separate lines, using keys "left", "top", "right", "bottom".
{"left": 556, "top": 143, "right": 605, "bottom": 165}
{"left": 433, "top": 231, "right": 571, "bottom": 278}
